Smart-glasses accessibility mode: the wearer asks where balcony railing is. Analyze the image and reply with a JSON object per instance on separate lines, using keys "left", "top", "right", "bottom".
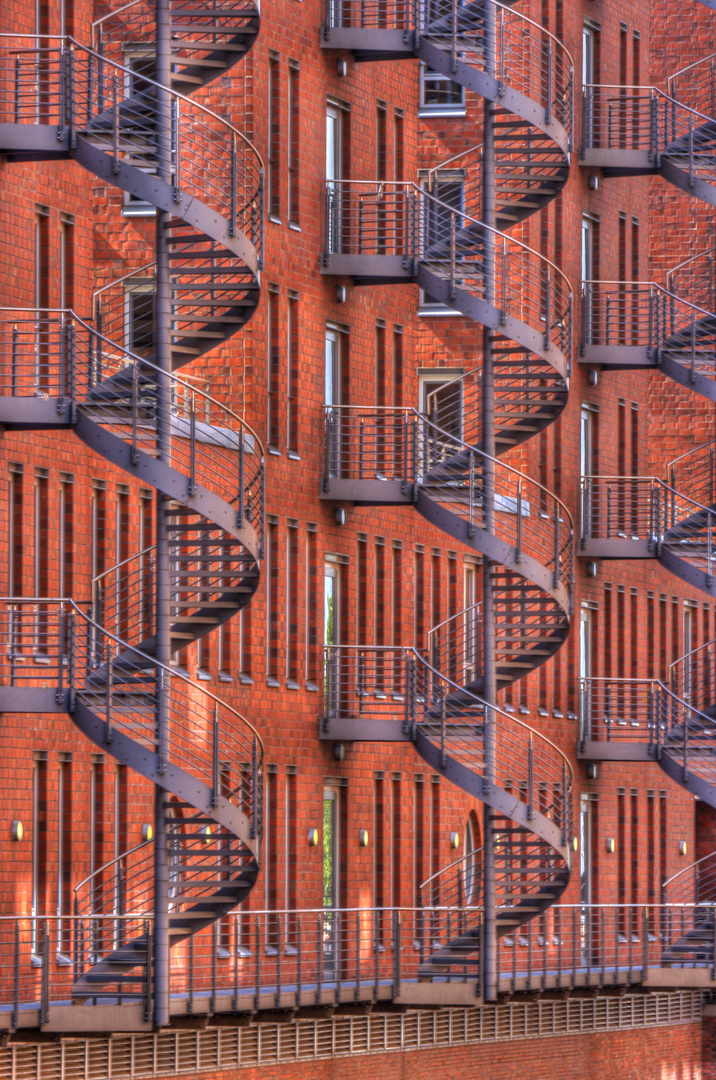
{"left": 1, "top": 904, "right": 714, "bottom": 1028}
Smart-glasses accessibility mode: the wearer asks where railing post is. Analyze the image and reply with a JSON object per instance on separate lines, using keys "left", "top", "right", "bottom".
{"left": 642, "top": 908, "right": 649, "bottom": 982}
{"left": 393, "top": 910, "right": 401, "bottom": 998}
{"left": 40, "top": 920, "right": 50, "bottom": 1025}
{"left": 527, "top": 734, "right": 534, "bottom": 821}
{"left": 57, "top": 609, "right": 65, "bottom": 705}
{"left": 468, "top": 451, "right": 475, "bottom": 538}
{"left": 131, "top": 361, "right": 140, "bottom": 466}
{"left": 545, "top": 41, "right": 553, "bottom": 125}
{"left": 229, "top": 133, "right": 237, "bottom": 238}
{"left": 691, "top": 311, "right": 697, "bottom": 384}
{"left": 188, "top": 394, "right": 197, "bottom": 497}
{"left": 172, "top": 99, "right": 181, "bottom": 202}
{"left": 11, "top": 920, "right": 19, "bottom": 1032}
{"left": 251, "top": 735, "right": 258, "bottom": 840}
{"left": 238, "top": 433, "right": 245, "bottom": 526}
{"left": 211, "top": 703, "right": 219, "bottom": 807}
{"left": 544, "top": 269, "right": 551, "bottom": 351}
{"left": 450, "top": 0, "right": 457, "bottom": 74}
{"left": 104, "top": 644, "right": 113, "bottom": 744}
{"left": 449, "top": 213, "right": 456, "bottom": 301}
{"left": 516, "top": 479, "right": 522, "bottom": 564}
{"left": 112, "top": 74, "right": 120, "bottom": 175}
{"left": 689, "top": 113, "right": 695, "bottom": 188}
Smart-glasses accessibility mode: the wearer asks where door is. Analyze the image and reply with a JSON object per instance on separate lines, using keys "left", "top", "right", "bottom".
{"left": 579, "top": 605, "right": 593, "bottom": 740}
{"left": 582, "top": 216, "right": 595, "bottom": 341}
{"left": 580, "top": 406, "right": 594, "bottom": 538}
{"left": 323, "top": 787, "right": 339, "bottom": 974}
{"left": 579, "top": 795, "right": 593, "bottom": 958}
{"left": 325, "top": 329, "right": 341, "bottom": 477}
{"left": 324, "top": 564, "right": 340, "bottom": 715}
{"left": 326, "top": 105, "right": 342, "bottom": 251}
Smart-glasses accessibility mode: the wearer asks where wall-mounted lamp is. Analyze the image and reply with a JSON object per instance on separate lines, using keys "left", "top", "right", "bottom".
{"left": 308, "top": 828, "right": 319, "bottom": 847}
{"left": 588, "top": 370, "right": 598, "bottom": 387}
{"left": 679, "top": 841, "right": 688, "bottom": 856}
{"left": 11, "top": 821, "right": 23, "bottom": 842}
{"left": 334, "top": 507, "right": 346, "bottom": 526}
{"left": 449, "top": 832, "right": 461, "bottom": 850}
{"left": 588, "top": 174, "right": 599, "bottom": 192}
{"left": 586, "top": 561, "right": 598, "bottom": 579}
{"left": 587, "top": 763, "right": 599, "bottom": 779}
{"left": 202, "top": 825, "right": 213, "bottom": 845}
{"left": 141, "top": 823, "right": 154, "bottom": 842}
{"left": 572, "top": 836, "right": 579, "bottom": 852}
{"left": 359, "top": 829, "right": 370, "bottom": 847}
{"left": 333, "top": 742, "right": 346, "bottom": 761}
{"left": 336, "top": 285, "right": 347, "bottom": 303}
{"left": 336, "top": 58, "right": 348, "bottom": 77}
{"left": 605, "top": 837, "right": 615, "bottom": 854}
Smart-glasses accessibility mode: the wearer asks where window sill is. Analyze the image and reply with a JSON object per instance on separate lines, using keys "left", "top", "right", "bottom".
{"left": 56, "top": 952, "right": 72, "bottom": 968}
{"left": 288, "top": 223, "right": 302, "bottom": 232}
{"left": 287, "top": 451, "right": 301, "bottom": 460}
{"left": 266, "top": 677, "right": 280, "bottom": 688}
{"left": 519, "top": 706, "right": 530, "bottom": 716}
{"left": 538, "top": 708, "right": 549, "bottom": 717}
{"left": 306, "top": 681, "right": 320, "bottom": 692}
{"left": 268, "top": 446, "right": 281, "bottom": 456}
{"left": 197, "top": 670, "right": 211, "bottom": 681}
{"left": 418, "top": 109, "right": 466, "bottom": 118}
{"left": 239, "top": 674, "right": 254, "bottom": 686}
{"left": 553, "top": 709, "right": 564, "bottom": 719}
{"left": 286, "top": 679, "right": 300, "bottom": 690}
{"left": 268, "top": 215, "right": 282, "bottom": 225}
{"left": 418, "top": 307, "right": 461, "bottom": 318}
{"left": 219, "top": 672, "right": 233, "bottom": 683}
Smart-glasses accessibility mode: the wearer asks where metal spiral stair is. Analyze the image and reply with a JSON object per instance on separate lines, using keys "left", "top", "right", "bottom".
{"left": 322, "top": 0, "right": 573, "bottom": 222}
{"left": 0, "top": 599, "right": 263, "bottom": 1005}
{"left": 0, "top": 12, "right": 263, "bottom": 1016}
{"left": 322, "top": 644, "right": 573, "bottom": 984}
{"left": 583, "top": 52, "right": 716, "bottom": 207}
{"left": 581, "top": 442, "right": 716, "bottom": 602}
{"left": 581, "top": 274, "right": 716, "bottom": 403}
{"left": 660, "top": 852, "right": 716, "bottom": 967}
{"left": 320, "top": 0, "right": 574, "bottom": 984}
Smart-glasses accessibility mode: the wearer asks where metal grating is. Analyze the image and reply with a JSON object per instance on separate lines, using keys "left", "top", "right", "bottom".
{"left": 0, "top": 993, "right": 702, "bottom": 1080}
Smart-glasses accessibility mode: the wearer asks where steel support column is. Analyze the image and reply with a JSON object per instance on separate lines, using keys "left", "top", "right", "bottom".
{"left": 481, "top": 1, "right": 498, "bottom": 1005}
{"left": 153, "top": 0, "right": 173, "bottom": 1028}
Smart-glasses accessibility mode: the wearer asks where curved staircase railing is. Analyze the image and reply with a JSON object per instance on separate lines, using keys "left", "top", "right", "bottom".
{"left": 0, "top": 599, "right": 263, "bottom": 1002}
{"left": 323, "top": 0, "right": 573, "bottom": 155}
{"left": 321, "top": 3, "right": 574, "bottom": 981}
{"left": 323, "top": 642, "right": 572, "bottom": 987}
{"left": 582, "top": 81, "right": 716, "bottom": 206}
{"left": 581, "top": 280, "right": 716, "bottom": 400}
{"left": 581, "top": 453, "right": 716, "bottom": 599}
{"left": 0, "top": 9, "right": 262, "bottom": 1016}
{"left": 92, "top": 0, "right": 260, "bottom": 93}
{"left": 666, "top": 247, "right": 716, "bottom": 313}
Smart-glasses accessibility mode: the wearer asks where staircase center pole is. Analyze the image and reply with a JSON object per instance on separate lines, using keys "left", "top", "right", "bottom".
{"left": 153, "top": 0, "right": 173, "bottom": 1028}
{"left": 481, "top": 1, "right": 498, "bottom": 1005}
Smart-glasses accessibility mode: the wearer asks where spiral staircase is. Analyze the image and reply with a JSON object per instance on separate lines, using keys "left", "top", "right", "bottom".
{"left": 0, "top": 1, "right": 263, "bottom": 1025}
{"left": 320, "top": 0, "right": 574, "bottom": 990}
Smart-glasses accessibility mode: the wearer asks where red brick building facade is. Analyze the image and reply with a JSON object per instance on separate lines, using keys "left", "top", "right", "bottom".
{"left": 0, "top": 0, "right": 715, "bottom": 1075}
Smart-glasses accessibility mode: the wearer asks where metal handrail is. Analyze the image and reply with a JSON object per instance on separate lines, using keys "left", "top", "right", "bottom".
{"left": 0, "top": 597, "right": 265, "bottom": 757}
{"left": 668, "top": 52, "right": 716, "bottom": 94}
{"left": 663, "top": 851, "right": 716, "bottom": 890}
{"left": 325, "top": 643, "right": 575, "bottom": 787}
{"left": 74, "top": 838, "right": 152, "bottom": 896}
{"left": 418, "top": 847, "right": 482, "bottom": 895}
{"left": 0, "top": 33, "right": 265, "bottom": 173}
{"left": 667, "top": 438, "right": 716, "bottom": 471}
{"left": 328, "top": 404, "right": 575, "bottom": 538}
{"left": 328, "top": 179, "right": 573, "bottom": 296}
{"left": 583, "top": 81, "right": 716, "bottom": 130}
{"left": 582, "top": 279, "right": 715, "bottom": 324}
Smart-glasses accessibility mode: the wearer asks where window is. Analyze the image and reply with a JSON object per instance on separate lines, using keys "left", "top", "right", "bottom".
{"left": 579, "top": 603, "right": 593, "bottom": 735}
{"left": 305, "top": 526, "right": 318, "bottom": 688}
{"left": 288, "top": 63, "right": 300, "bottom": 227}
{"left": 419, "top": 173, "right": 465, "bottom": 313}
{"left": 266, "top": 521, "right": 279, "bottom": 684}
{"left": 323, "top": 786, "right": 340, "bottom": 972}
{"left": 268, "top": 55, "right": 281, "bottom": 221}
{"left": 580, "top": 404, "right": 596, "bottom": 530}
{"left": 32, "top": 753, "right": 48, "bottom": 959}
{"left": 59, "top": 214, "right": 74, "bottom": 310}
{"left": 59, "top": 476, "right": 73, "bottom": 600}
{"left": 324, "top": 563, "right": 340, "bottom": 646}
{"left": 463, "top": 814, "right": 480, "bottom": 903}
{"left": 326, "top": 103, "right": 346, "bottom": 250}
{"left": 124, "top": 283, "right": 154, "bottom": 354}
{"left": 419, "top": 370, "right": 463, "bottom": 439}
{"left": 267, "top": 286, "right": 280, "bottom": 451}
{"left": 9, "top": 465, "right": 23, "bottom": 597}
{"left": 33, "top": 472, "right": 49, "bottom": 655}
{"left": 325, "top": 327, "right": 341, "bottom": 407}
{"left": 286, "top": 523, "right": 299, "bottom": 686}
{"left": 419, "top": 64, "right": 465, "bottom": 115}
{"left": 57, "top": 754, "right": 72, "bottom": 962}
{"left": 287, "top": 292, "right": 299, "bottom": 454}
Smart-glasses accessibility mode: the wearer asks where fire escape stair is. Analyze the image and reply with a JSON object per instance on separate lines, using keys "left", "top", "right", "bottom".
{"left": 0, "top": 7, "right": 263, "bottom": 1013}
